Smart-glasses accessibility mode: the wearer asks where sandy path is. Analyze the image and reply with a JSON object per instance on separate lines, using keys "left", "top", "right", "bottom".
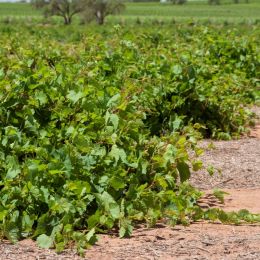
{"left": 191, "top": 138, "right": 260, "bottom": 190}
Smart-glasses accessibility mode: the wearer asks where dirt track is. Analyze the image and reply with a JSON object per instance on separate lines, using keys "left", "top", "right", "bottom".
{"left": 0, "top": 108, "right": 259, "bottom": 260}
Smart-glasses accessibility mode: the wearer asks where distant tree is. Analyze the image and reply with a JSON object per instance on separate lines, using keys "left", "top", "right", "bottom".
{"left": 32, "top": 0, "right": 87, "bottom": 25}
{"left": 172, "top": 0, "right": 187, "bottom": 4}
{"left": 32, "top": 0, "right": 47, "bottom": 9}
{"left": 233, "top": 0, "right": 250, "bottom": 3}
{"left": 81, "top": 0, "right": 125, "bottom": 25}
{"left": 208, "top": 0, "right": 220, "bottom": 5}
{"left": 208, "top": 0, "right": 249, "bottom": 4}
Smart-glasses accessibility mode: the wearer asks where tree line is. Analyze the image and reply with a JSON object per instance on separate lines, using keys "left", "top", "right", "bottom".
{"left": 170, "top": 0, "right": 250, "bottom": 5}
{"left": 208, "top": 0, "right": 249, "bottom": 4}
{"left": 32, "top": 0, "right": 251, "bottom": 25}
{"left": 130, "top": 0, "right": 250, "bottom": 4}
{"left": 32, "top": 0, "right": 125, "bottom": 25}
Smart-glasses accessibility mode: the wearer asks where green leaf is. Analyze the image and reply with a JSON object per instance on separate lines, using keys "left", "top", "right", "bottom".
{"left": 213, "top": 189, "right": 229, "bottom": 204}
{"left": 6, "top": 166, "right": 21, "bottom": 179}
{"left": 177, "top": 161, "right": 190, "bottom": 182}
{"left": 66, "top": 90, "right": 84, "bottom": 104}
{"left": 109, "top": 203, "right": 120, "bottom": 219}
{"left": 35, "top": 91, "right": 48, "bottom": 105}
{"left": 172, "top": 64, "right": 182, "bottom": 75}
{"left": 86, "top": 228, "right": 97, "bottom": 244}
{"left": 171, "top": 117, "right": 182, "bottom": 131}
{"left": 95, "top": 192, "right": 120, "bottom": 220}
{"left": 105, "top": 112, "right": 119, "bottom": 131}
{"left": 37, "top": 234, "right": 53, "bottom": 249}
{"left": 109, "top": 176, "right": 126, "bottom": 190}
{"left": 107, "top": 94, "right": 121, "bottom": 107}
{"left": 119, "top": 218, "right": 133, "bottom": 238}
{"left": 109, "top": 145, "right": 127, "bottom": 165}
{"left": 55, "top": 242, "right": 65, "bottom": 253}
{"left": 4, "top": 222, "right": 20, "bottom": 243}
{"left": 207, "top": 165, "right": 215, "bottom": 176}
{"left": 87, "top": 211, "right": 101, "bottom": 229}
{"left": 119, "top": 226, "right": 126, "bottom": 238}
{"left": 110, "top": 114, "right": 119, "bottom": 131}
{"left": 192, "top": 160, "right": 203, "bottom": 171}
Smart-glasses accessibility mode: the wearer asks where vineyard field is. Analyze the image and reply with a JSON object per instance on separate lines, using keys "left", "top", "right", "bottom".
{"left": 0, "top": 21, "right": 259, "bottom": 254}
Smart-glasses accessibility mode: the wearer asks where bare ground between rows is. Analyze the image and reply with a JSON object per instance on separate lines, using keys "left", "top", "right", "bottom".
{"left": 1, "top": 223, "right": 260, "bottom": 260}
{"left": 190, "top": 131, "right": 260, "bottom": 190}
{"left": 0, "top": 107, "right": 260, "bottom": 260}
